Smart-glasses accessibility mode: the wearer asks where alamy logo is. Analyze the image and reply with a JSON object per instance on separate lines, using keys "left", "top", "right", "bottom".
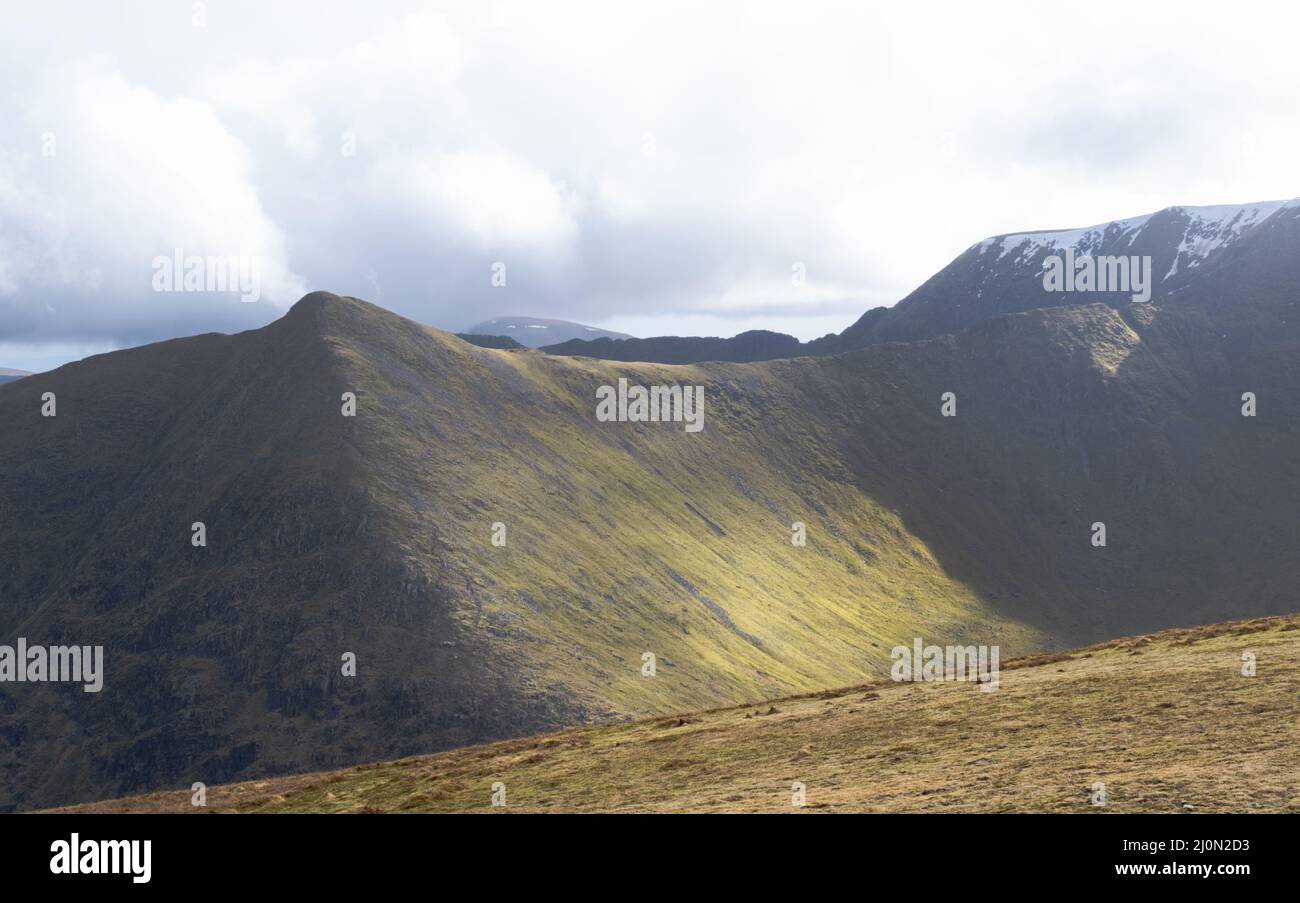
{"left": 0, "top": 638, "right": 103, "bottom": 692}
{"left": 891, "top": 638, "right": 1000, "bottom": 691}
{"left": 151, "top": 248, "right": 261, "bottom": 303}
{"left": 50, "top": 834, "right": 151, "bottom": 884}
{"left": 596, "top": 377, "right": 704, "bottom": 432}
{"left": 1042, "top": 248, "right": 1152, "bottom": 303}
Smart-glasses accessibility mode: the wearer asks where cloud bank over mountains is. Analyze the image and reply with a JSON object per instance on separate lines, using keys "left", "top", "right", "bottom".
{"left": 2, "top": 0, "right": 1299, "bottom": 365}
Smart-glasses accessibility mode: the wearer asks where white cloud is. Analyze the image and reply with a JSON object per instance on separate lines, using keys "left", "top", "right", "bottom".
{"left": 2, "top": 0, "right": 1300, "bottom": 358}
{"left": 369, "top": 150, "right": 578, "bottom": 253}
{"left": 0, "top": 59, "right": 305, "bottom": 342}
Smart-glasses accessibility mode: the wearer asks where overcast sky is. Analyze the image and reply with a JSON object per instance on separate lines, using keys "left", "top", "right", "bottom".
{"left": 2, "top": 0, "right": 1298, "bottom": 371}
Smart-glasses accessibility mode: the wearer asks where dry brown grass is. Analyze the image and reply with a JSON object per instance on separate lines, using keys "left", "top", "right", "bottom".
{"left": 48, "top": 614, "right": 1300, "bottom": 814}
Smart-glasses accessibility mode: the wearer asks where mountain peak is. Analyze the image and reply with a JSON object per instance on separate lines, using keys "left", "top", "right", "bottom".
{"left": 283, "top": 290, "right": 371, "bottom": 320}
{"left": 278, "top": 291, "right": 419, "bottom": 345}
{"left": 835, "top": 194, "right": 1300, "bottom": 346}
{"left": 977, "top": 197, "right": 1300, "bottom": 260}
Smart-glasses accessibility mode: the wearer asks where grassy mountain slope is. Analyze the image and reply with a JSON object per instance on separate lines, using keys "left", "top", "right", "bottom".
{"left": 3, "top": 289, "right": 1298, "bottom": 811}
{"left": 303, "top": 293, "right": 1045, "bottom": 718}
{"left": 56, "top": 614, "right": 1300, "bottom": 813}
{"left": 0, "top": 293, "right": 1039, "bottom": 810}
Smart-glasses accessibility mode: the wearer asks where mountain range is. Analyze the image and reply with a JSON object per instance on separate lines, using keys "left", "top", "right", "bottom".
{"left": 464, "top": 316, "right": 634, "bottom": 348}
{"left": 2, "top": 197, "right": 1298, "bottom": 810}
{"left": 544, "top": 199, "right": 1300, "bottom": 362}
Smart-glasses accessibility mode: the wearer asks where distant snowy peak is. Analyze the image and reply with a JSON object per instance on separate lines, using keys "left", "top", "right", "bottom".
{"left": 465, "top": 316, "right": 635, "bottom": 348}
{"left": 977, "top": 198, "right": 1300, "bottom": 279}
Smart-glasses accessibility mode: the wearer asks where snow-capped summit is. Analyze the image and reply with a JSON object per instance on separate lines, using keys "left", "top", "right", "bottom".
{"left": 838, "top": 196, "right": 1300, "bottom": 346}
{"left": 978, "top": 199, "right": 1300, "bottom": 280}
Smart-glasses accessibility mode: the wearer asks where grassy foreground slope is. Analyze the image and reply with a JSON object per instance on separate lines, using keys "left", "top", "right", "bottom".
{"left": 59, "top": 614, "right": 1300, "bottom": 814}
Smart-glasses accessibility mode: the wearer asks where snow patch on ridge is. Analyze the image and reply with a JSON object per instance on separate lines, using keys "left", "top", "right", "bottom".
{"left": 1167, "top": 200, "right": 1295, "bottom": 272}
{"left": 976, "top": 199, "right": 1299, "bottom": 279}
{"left": 978, "top": 213, "right": 1153, "bottom": 262}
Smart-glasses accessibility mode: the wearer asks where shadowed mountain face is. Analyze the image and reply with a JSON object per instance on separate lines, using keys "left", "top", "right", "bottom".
{"left": 0, "top": 310, "right": 585, "bottom": 810}
{"left": 0, "top": 369, "right": 29, "bottom": 385}
{"left": 2, "top": 258, "right": 1298, "bottom": 809}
